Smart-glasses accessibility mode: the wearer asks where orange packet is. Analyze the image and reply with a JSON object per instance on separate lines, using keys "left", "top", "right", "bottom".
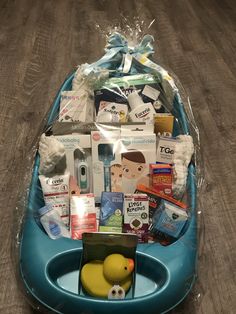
{"left": 136, "top": 184, "right": 187, "bottom": 209}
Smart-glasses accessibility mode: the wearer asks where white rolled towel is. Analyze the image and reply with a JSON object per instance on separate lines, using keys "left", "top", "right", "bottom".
{"left": 172, "top": 135, "right": 194, "bottom": 198}
{"left": 38, "top": 134, "right": 65, "bottom": 175}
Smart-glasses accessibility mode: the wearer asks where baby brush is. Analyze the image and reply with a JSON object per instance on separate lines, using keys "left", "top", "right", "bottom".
{"left": 98, "top": 144, "right": 115, "bottom": 192}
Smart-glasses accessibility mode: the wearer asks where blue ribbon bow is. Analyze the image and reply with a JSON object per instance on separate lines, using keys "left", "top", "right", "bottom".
{"left": 105, "top": 32, "right": 154, "bottom": 57}
{"left": 86, "top": 32, "right": 155, "bottom": 74}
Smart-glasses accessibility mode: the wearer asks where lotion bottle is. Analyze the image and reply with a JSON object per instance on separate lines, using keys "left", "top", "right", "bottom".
{"left": 39, "top": 205, "right": 70, "bottom": 239}
{"left": 128, "top": 91, "right": 156, "bottom": 124}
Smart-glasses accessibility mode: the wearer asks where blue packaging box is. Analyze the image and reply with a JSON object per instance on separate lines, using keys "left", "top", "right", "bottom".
{"left": 99, "top": 192, "right": 124, "bottom": 233}
{"left": 152, "top": 200, "right": 188, "bottom": 238}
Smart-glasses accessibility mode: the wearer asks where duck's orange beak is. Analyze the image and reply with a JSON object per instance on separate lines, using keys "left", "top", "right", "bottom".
{"left": 128, "top": 258, "right": 134, "bottom": 272}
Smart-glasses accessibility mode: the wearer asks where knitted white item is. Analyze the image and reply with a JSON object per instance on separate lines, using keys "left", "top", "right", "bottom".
{"left": 72, "top": 64, "right": 109, "bottom": 91}
{"left": 38, "top": 134, "right": 66, "bottom": 175}
{"left": 172, "top": 135, "right": 194, "bottom": 198}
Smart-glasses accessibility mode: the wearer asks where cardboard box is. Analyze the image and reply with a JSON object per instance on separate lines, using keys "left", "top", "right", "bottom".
{"left": 99, "top": 192, "right": 124, "bottom": 233}
{"left": 153, "top": 200, "right": 188, "bottom": 238}
{"left": 149, "top": 163, "right": 173, "bottom": 196}
{"left": 70, "top": 194, "right": 97, "bottom": 240}
{"left": 121, "top": 126, "right": 156, "bottom": 194}
{"left": 55, "top": 134, "right": 92, "bottom": 193}
{"left": 123, "top": 194, "right": 149, "bottom": 243}
{"left": 154, "top": 113, "right": 174, "bottom": 137}
{"left": 91, "top": 130, "right": 121, "bottom": 201}
{"left": 59, "top": 91, "right": 93, "bottom": 122}
{"left": 156, "top": 136, "right": 178, "bottom": 164}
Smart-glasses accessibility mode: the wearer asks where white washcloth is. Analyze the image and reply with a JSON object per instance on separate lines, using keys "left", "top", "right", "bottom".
{"left": 173, "top": 135, "right": 194, "bottom": 198}
{"left": 38, "top": 134, "right": 65, "bottom": 175}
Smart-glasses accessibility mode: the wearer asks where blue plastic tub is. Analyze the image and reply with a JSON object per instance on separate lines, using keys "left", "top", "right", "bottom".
{"left": 19, "top": 71, "right": 197, "bottom": 314}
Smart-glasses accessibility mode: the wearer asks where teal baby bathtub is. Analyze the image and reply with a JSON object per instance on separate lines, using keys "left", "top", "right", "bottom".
{"left": 19, "top": 71, "right": 197, "bottom": 314}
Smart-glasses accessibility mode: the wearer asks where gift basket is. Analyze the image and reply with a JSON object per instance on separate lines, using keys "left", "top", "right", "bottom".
{"left": 17, "top": 32, "right": 201, "bottom": 314}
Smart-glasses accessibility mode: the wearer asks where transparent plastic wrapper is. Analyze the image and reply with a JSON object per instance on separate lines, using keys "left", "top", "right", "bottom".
{"left": 14, "top": 31, "right": 204, "bottom": 314}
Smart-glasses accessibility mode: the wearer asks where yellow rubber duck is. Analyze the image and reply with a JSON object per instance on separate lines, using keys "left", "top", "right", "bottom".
{"left": 81, "top": 253, "right": 135, "bottom": 298}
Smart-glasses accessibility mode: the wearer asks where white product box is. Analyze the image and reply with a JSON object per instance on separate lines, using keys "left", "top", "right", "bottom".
{"left": 120, "top": 127, "right": 156, "bottom": 194}
{"left": 55, "top": 134, "right": 92, "bottom": 193}
{"left": 59, "top": 91, "right": 94, "bottom": 123}
{"left": 156, "top": 136, "right": 179, "bottom": 164}
{"left": 91, "top": 130, "right": 121, "bottom": 201}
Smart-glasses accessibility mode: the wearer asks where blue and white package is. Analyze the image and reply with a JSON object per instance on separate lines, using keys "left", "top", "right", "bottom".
{"left": 152, "top": 200, "right": 188, "bottom": 238}
{"left": 99, "top": 192, "right": 124, "bottom": 233}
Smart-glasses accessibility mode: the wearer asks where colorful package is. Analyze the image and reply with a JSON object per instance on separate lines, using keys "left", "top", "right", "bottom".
{"left": 91, "top": 130, "right": 121, "bottom": 201}
{"left": 149, "top": 163, "right": 173, "bottom": 196}
{"left": 99, "top": 192, "right": 124, "bottom": 233}
{"left": 70, "top": 194, "right": 97, "bottom": 240}
{"left": 121, "top": 126, "right": 156, "bottom": 194}
{"left": 152, "top": 200, "right": 188, "bottom": 238}
{"left": 94, "top": 74, "right": 165, "bottom": 114}
{"left": 154, "top": 113, "right": 174, "bottom": 137}
{"left": 123, "top": 194, "right": 149, "bottom": 242}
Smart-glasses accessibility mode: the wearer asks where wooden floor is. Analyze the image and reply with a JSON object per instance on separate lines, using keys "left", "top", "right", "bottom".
{"left": 0, "top": 0, "right": 236, "bottom": 313}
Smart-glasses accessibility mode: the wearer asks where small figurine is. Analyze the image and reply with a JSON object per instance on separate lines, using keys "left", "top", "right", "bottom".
{"left": 81, "top": 253, "right": 134, "bottom": 298}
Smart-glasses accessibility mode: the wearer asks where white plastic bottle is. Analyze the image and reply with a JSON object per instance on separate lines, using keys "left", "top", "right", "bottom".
{"left": 128, "top": 91, "right": 156, "bottom": 124}
{"left": 38, "top": 205, "right": 70, "bottom": 239}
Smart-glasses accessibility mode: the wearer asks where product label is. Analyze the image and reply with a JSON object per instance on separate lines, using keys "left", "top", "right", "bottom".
{"left": 154, "top": 113, "right": 174, "bottom": 137}
{"left": 99, "top": 192, "right": 123, "bottom": 233}
{"left": 156, "top": 137, "right": 177, "bottom": 164}
{"left": 97, "top": 102, "right": 128, "bottom": 122}
{"left": 134, "top": 188, "right": 162, "bottom": 224}
{"left": 142, "top": 85, "right": 160, "bottom": 101}
{"left": 59, "top": 91, "right": 86, "bottom": 122}
{"left": 39, "top": 173, "right": 70, "bottom": 226}
{"left": 150, "top": 164, "right": 172, "bottom": 196}
{"left": 153, "top": 200, "right": 188, "bottom": 238}
{"left": 70, "top": 194, "right": 97, "bottom": 239}
{"left": 129, "top": 103, "right": 156, "bottom": 123}
{"left": 123, "top": 194, "right": 149, "bottom": 242}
